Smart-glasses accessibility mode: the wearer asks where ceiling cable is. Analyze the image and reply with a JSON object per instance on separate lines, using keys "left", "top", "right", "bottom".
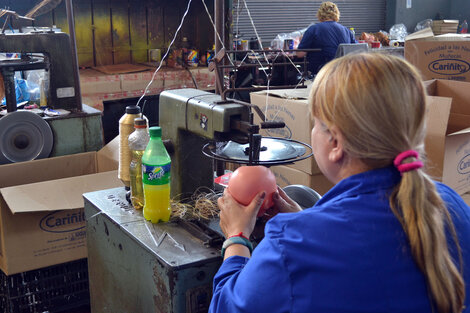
{"left": 136, "top": 0, "right": 194, "bottom": 108}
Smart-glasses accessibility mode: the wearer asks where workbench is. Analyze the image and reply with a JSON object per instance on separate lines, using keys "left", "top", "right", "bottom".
{"left": 84, "top": 187, "right": 222, "bottom": 313}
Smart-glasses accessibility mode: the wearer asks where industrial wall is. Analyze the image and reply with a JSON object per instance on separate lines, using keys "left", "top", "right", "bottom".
{"left": 450, "top": 0, "right": 470, "bottom": 23}
{"left": 4, "top": 0, "right": 468, "bottom": 68}
{"left": 5, "top": 0, "right": 215, "bottom": 68}
{"left": 233, "top": 0, "right": 387, "bottom": 47}
{"left": 385, "top": 0, "right": 467, "bottom": 33}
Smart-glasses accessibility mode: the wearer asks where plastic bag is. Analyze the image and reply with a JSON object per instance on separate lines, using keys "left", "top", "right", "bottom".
{"left": 389, "top": 24, "right": 408, "bottom": 41}
{"left": 415, "top": 19, "right": 433, "bottom": 32}
{"left": 1, "top": 76, "right": 40, "bottom": 106}
{"left": 271, "top": 33, "right": 288, "bottom": 50}
{"left": 271, "top": 27, "right": 309, "bottom": 50}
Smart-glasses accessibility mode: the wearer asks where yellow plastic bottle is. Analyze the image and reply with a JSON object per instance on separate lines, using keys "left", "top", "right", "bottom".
{"left": 142, "top": 126, "right": 171, "bottom": 223}
{"left": 118, "top": 105, "right": 142, "bottom": 187}
{"left": 128, "top": 118, "right": 149, "bottom": 210}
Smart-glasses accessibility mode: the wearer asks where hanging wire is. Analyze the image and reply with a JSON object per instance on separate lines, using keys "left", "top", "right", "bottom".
{"left": 201, "top": 0, "right": 235, "bottom": 67}
{"left": 240, "top": 0, "right": 308, "bottom": 123}
{"left": 241, "top": 0, "right": 263, "bottom": 51}
{"left": 136, "top": 0, "right": 194, "bottom": 108}
{"left": 235, "top": 0, "right": 241, "bottom": 39}
{"left": 133, "top": 0, "right": 306, "bottom": 126}
{"left": 268, "top": 47, "right": 308, "bottom": 122}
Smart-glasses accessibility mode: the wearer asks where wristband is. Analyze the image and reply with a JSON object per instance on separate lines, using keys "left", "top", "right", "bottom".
{"left": 229, "top": 232, "right": 249, "bottom": 240}
{"left": 221, "top": 235, "right": 253, "bottom": 258}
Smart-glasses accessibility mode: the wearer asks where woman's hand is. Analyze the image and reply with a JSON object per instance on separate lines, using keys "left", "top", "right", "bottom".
{"left": 218, "top": 189, "right": 265, "bottom": 239}
{"left": 264, "top": 186, "right": 302, "bottom": 218}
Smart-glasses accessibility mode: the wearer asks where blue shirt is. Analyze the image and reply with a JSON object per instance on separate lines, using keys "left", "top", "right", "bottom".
{"left": 297, "top": 21, "right": 356, "bottom": 74}
{"left": 209, "top": 166, "right": 470, "bottom": 313}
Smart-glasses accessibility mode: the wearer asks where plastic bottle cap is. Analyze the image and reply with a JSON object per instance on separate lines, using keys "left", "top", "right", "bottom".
{"left": 149, "top": 126, "right": 162, "bottom": 137}
{"left": 126, "top": 105, "right": 141, "bottom": 114}
{"left": 134, "top": 118, "right": 147, "bottom": 127}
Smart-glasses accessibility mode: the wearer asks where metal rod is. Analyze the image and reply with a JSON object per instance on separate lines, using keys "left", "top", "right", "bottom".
{"left": 1, "top": 15, "right": 9, "bottom": 34}
{"left": 65, "top": 0, "right": 83, "bottom": 111}
{"left": 225, "top": 48, "right": 321, "bottom": 54}
{"left": 217, "top": 62, "right": 306, "bottom": 69}
{"left": 214, "top": 0, "right": 224, "bottom": 95}
{"left": 222, "top": 85, "right": 307, "bottom": 100}
{"left": 215, "top": 159, "right": 225, "bottom": 177}
{"left": 2, "top": 70, "right": 17, "bottom": 113}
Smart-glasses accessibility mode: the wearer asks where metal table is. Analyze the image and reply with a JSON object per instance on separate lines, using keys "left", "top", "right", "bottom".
{"left": 84, "top": 187, "right": 222, "bottom": 313}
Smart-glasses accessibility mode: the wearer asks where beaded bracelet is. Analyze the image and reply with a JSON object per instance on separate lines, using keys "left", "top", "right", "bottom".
{"left": 221, "top": 233, "right": 253, "bottom": 258}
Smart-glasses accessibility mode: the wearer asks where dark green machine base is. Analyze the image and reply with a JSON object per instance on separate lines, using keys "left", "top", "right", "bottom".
{"left": 47, "top": 104, "right": 104, "bottom": 156}
{"left": 84, "top": 187, "right": 222, "bottom": 313}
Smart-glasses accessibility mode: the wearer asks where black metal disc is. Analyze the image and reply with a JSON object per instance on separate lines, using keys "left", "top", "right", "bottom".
{"left": 0, "top": 111, "right": 53, "bottom": 164}
{"left": 202, "top": 137, "right": 312, "bottom": 166}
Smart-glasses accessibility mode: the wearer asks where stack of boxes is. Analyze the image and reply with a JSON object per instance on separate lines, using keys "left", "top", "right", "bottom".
{"left": 431, "top": 20, "right": 459, "bottom": 35}
{"left": 404, "top": 28, "right": 470, "bottom": 83}
{"left": 250, "top": 88, "right": 334, "bottom": 195}
{"left": 405, "top": 27, "right": 470, "bottom": 206}
{"left": 79, "top": 67, "right": 216, "bottom": 111}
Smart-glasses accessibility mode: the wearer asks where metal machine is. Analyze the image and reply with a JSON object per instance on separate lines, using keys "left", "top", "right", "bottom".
{"left": 0, "top": 31, "right": 82, "bottom": 112}
{"left": 159, "top": 88, "right": 311, "bottom": 199}
{"left": 0, "top": 30, "right": 103, "bottom": 164}
{"left": 84, "top": 88, "right": 312, "bottom": 312}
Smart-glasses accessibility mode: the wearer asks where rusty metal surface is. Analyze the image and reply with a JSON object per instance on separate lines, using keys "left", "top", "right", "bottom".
{"left": 129, "top": 0, "right": 149, "bottom": 63}
{"left": 147, "top": 1, "right": 164, "bottom": 53}
{"left": 84, "top": 187, "right": 222, "bottom": 313}
{"left": 93, "top": 0, "right": 113, "bottom": 66}
{"left": 73, "top": 1, "right": 94, "bottom": 68}
{"left": 8, "top": 0, "right": 217, "bottom": 67}
{"left": 110, "top": 0, "right": 131, "bottom": 64}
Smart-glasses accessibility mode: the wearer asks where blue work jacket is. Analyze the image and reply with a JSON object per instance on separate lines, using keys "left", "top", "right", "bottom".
{"left": 209, "top": 166, "right": 470, "bottom": 313}
{"left": 297, "top": 21, "right": 356, "bottom": 74}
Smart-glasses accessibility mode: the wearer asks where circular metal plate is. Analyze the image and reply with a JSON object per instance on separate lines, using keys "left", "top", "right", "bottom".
{"left": 0, "top": 111, "right": 53, "bottom": 164}
{"left": 203, "top": 137, "right": 312, "bottom": 166}
{"left": 283, "top": 185, "right": 322, "bottom": 209}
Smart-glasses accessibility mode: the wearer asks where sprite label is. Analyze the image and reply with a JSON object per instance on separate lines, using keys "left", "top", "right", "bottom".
{"left": 142, "top": 163, "right": 171, "bottom": 185}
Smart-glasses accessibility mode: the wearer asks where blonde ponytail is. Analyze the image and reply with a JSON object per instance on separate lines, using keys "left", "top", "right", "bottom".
{"left": 391, "top": 163, "right": 464, "bottom": 313}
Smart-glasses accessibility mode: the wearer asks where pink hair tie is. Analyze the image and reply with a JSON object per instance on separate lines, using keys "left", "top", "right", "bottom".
{"left": 393, "top": 150, "right": 423, "bottom": 175}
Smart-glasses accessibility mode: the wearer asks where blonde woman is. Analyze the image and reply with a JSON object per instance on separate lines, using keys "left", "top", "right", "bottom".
{"left": 296, "top": 1, "right": 356, "bottom": 75}
{"left": 210, "top": 53, "right": 469, "bottom": 313}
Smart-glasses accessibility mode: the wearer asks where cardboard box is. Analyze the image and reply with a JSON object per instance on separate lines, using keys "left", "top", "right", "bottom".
{"left": 0, "top": 138, "right": 122, "bottom": 275}
{"left": 120, "top": 71, "right": 164, "bottom": 93}
{"left": 79, "top": 68, "right": 216, "bottom": 112}
{"left": 432, "top": 20, "right": 458, "bottom": 35}
{"left": 79, "top": 69, "right": 121, "bottom": 95}
{"left": 424, "top": 79, "right": 470, "bottom": 197}
{"left": 250, "top": 89, "right": 319, "bottom": 175}
{"left": 164, "top": 68, "right": 194, "bottom": 89}
{"left": 271, "top": 165, "right": 334, "bottom": 196}
{"left": 191, "top": 68, "right": 216, "bottom": 90}
{"left": 405, "top": 29, "right": 470, "bottom": 82}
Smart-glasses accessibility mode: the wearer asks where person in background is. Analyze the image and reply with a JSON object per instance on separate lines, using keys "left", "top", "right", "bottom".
{"left": 209, "top": 53, "right": 470, "bottom": 313}
{"left": 296, "top": 1, "right": 356, "bottom": 75}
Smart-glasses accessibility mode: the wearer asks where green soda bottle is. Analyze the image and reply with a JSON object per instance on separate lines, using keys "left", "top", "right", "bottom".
{"left": 142, "top": 127, "right": 171, "bottom": 223}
